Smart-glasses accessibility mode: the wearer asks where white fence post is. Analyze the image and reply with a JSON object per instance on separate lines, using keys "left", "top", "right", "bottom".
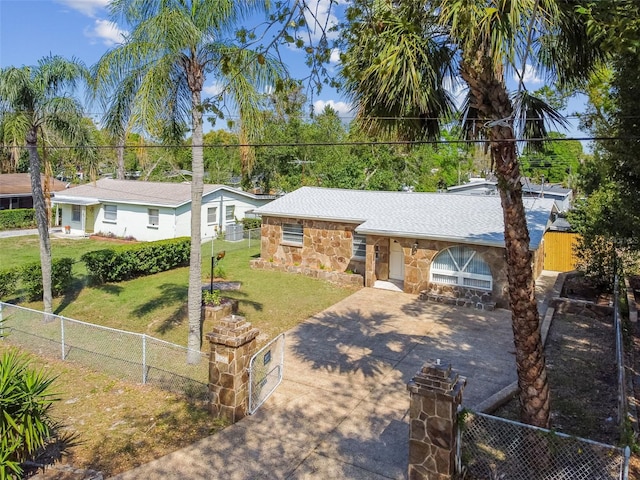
{"left": 0, "top": 303, "right": 4, "bottom": 339}
{"left": 60, "top": 317, "right": 66, "bottom": 360}
{"left": 142, "top": 334, "right": 147, "bottom": 384}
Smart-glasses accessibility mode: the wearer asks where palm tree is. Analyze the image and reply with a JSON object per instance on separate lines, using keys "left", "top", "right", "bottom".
{"left": 94, "top": 0, "right": 284, "bottom": 361}
{"left": 339, "top": 0, "right": 605, "bottom": 427}
{"left": 0, "top": 56, "right": 93, "bottom": 314}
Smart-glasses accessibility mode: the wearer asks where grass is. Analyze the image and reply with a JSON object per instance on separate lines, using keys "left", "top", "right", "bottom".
{"left": 0, "top": 344, "right": 221, "bottom": 477}
{"left": 0, "top": 234, "right": 358, "bottom": 475}
{"left": 0, "top": 235, "right": 358, "bottom": 346}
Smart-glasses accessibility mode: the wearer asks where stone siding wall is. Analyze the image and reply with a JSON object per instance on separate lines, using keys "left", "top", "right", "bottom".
{"left": 367, "top": 236, "right": 508, "bottom": 306}
{"left": 255, "top": 216, "right": 533, "bottom": 307}
{"left": 259, "top": 216, "right": 365, "bottom": 272}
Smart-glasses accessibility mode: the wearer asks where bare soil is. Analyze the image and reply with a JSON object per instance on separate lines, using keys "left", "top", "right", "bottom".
{"left": 495, "top": 273, "right": 640, "bottom": 476}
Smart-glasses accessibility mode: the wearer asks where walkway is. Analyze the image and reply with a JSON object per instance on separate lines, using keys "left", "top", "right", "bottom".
{"left": 112, "top": 272, "right": 559, "bottom": 480}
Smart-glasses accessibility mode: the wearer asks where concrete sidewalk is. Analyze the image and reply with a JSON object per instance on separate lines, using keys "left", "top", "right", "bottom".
{"left": 112, "top": 272, "right": 559, "bottom": 479}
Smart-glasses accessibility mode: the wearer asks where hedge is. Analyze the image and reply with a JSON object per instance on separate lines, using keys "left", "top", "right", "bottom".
{"left": 0, "top": 209, "right": 36, "bottom": 230}
{"left": 0, "top": 269, "right": 20, "bottom": 299}
{"left": 241, "top": 217, "right": 261, "bottom": 230}
{"left": 81, "top": 237, "right": 191, "bottom": 284}
{"left": 20, "top": 258, "right": 75, "bottom": 301}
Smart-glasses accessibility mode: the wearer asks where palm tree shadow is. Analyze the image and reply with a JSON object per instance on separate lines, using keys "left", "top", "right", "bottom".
{"left": 133, "top": 284, "right": 188, "bottom": 318}
{"left": 54, "top": 277, "right": 86, "bottom": 315}
{"left": 289, "top": 308, "right": 415, "bottom": 378}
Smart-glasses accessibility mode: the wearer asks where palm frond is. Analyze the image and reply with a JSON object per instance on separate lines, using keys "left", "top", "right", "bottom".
{"left": 512, "top": 89, "right": 569, "bottom": 152}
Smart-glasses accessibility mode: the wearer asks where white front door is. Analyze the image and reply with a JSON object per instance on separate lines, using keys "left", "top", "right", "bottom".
{"left": 389, "top": 240, "right": 405, "bottom": 281}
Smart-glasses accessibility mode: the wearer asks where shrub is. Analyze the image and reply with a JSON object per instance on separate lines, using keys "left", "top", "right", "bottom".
{"left": 21, "top": 258, "right": 75, "bottom": 301}
{"left": 241, "top": 217, "right": 261, "bottom": 231}
{"left": 81, "top": 237, "right": 191, "bottom": 284}
{"left": 0, "top": 350, "right": 59, "bottom": 478}
{"left": 202, "top": 289, "right": 222, "bottom": 306}
{"left": 0, "top": 269, "right": 20, "bottom": 299}
{"left": 0, "top": 209, "right": 36, "bottom": 230}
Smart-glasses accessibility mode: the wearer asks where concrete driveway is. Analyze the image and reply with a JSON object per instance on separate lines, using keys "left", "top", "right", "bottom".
{"left": 113, "top": 274, "right": 558, "bottom": 480}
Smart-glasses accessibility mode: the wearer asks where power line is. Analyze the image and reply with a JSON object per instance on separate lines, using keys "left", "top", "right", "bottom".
{"left": 1, "top": 135, "right": 635, "bottom": 150}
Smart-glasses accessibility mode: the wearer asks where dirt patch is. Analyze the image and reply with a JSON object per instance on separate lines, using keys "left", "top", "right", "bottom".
{"left": 562, "top": 273, "right": 613, "bottom": 306}
{"left": 495, "top": 310, "right": 618, "bottom": 443}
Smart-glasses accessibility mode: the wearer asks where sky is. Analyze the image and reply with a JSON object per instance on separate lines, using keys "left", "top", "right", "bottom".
{"left": 0, "top": 0, "right": 352, "bottom": 123}
{"left": 0, "top": 0, "right": 588, "bottom": 142}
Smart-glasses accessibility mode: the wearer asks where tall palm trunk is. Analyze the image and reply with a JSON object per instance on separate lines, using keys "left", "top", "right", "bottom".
{"left": 117, "top": 135, "right": 125, "bottom": 180}
{"left": 186, "top": 65, "right": 205, "bottom": 363}
{"left": 462, "top": 53, "right": 550, "bottom": 428}
{"left": 26, "top": 128, "right": 53, "bottom": 314}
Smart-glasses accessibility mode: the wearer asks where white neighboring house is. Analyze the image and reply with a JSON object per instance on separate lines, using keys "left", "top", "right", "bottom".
{"left": 52, "top": 178, "right": 275, "bottom": 241}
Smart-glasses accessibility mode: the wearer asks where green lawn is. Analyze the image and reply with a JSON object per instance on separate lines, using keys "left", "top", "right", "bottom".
{"left": 1, "top": 235, "right": 358, "bottom": 346}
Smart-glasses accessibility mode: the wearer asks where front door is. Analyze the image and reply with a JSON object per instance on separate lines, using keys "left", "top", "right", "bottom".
{"left": 389, "top": 240, "right": 405, "bottom": 281}
{"left": 84, "top": 205, "right": 95, "bottom": 234}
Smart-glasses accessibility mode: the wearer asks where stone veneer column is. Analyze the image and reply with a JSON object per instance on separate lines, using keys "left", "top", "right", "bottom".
{"left": 206, "top": 314, "right": 259, "bottom": 423}
{"left": 407, "top": 361, "right": 466, "bottom": 480}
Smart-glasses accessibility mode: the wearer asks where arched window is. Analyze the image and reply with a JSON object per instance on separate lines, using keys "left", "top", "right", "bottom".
{"left": 430, "top": 246, "right": 492, "bottom": 290}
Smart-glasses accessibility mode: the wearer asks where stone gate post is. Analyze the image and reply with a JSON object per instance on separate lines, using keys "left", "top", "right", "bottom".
{"left": 206, "top": 314, "right": 259, "bottom": 423}
{"left": 407, "top": 361, "right": 466, "bottom": 480}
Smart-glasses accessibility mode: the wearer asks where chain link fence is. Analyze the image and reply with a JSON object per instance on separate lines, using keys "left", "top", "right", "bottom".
{"left": 0, "top": 302, "right": 210, "bottom": 401}
{"left": 459, "top": 410, "right": 630, "bottom": 479}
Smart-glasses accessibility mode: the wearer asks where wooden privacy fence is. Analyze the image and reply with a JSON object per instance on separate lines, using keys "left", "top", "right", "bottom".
{"left": 543, "top": 231, "right": 580, "bottom": 272}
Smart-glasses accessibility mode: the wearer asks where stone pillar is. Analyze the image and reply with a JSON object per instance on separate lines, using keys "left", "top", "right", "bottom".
{"left": 407, "top": 361, "right": 466, "bottom": 480}
{"left": 206, "top": 314, "right": 259, "bottom": 423}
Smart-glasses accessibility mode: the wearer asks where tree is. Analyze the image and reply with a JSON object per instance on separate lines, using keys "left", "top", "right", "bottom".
{"left": 570, "top": 1, "right": 640, "bottom": 287}
{"left": 338, "top": 1, "right": 605, "bottom": 427}
{"left": 95, "top": 0, "right": 284, "bottom": 361}
{"left": 0, "top": 56, "right": 93, "bottom": 314}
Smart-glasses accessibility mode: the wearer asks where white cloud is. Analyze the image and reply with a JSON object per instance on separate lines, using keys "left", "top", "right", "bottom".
{"left": 313, "top": 99, "right": 352, "bottom": 117}
{"left": 304, "top": 0, "right": 341, "bottom": 42}
{"left": 514, "top": 63, "right": 542, "bottom": 86}
{"left": 84, "top": 19, "right": 128, "bottom": 46}
{"left": 56, "top": 0, "right": 109, "bottom": 18}
{"left": 203, "top": 83, "right": 224, "bottom": 96}
{"left": 443, "top": 77, "right": 468, "bottom": 110}
{"left": 329, "top": 48, "right": 341, "bottom": 64}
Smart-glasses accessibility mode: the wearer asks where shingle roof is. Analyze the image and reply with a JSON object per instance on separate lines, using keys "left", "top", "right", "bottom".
{"left": 0, "top": 173, "right": 68, "bottom": 196}
{"left": 53, "top": 178, "right": 268, "bottom": 207}
{"left": 253, "top": 186, "right": 556, "bottom": 249}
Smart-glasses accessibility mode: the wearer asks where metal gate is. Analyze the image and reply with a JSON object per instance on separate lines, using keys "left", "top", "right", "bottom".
{"left": 248, "top": 333, "right": 285, "bottom": 414}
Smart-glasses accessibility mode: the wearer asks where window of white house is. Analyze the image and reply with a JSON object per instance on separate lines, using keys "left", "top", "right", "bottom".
{"left": 104, "top": 204, "right": 117, "bottom": 222}
{"left": 225, "top": 205, "right": 235, "bottom": 223}
{"left": 430, "top": 246, "right": 493, "bottom": 290}
{"left": 148, "top": 208, "right": 159, "bottom": 227}
{"left": 207, "top": 207, "right": 218, "bottom": 225}
{"left": 71, "top": 205, "right": 81, "bottom": 222}
{"left": 352, "top": 234, "right": 367, "bottom": 258}
{"left": 282, "top": 223, "right": 303, "bottom": 245}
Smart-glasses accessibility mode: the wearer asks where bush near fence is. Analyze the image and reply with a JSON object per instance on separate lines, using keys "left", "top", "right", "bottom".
{"left": 0, "top": 269, "right": 20, "bottom": 298}
{"left": 21, "top": 258, "right": 74, "bottom": 301}
{"left": 81, "top": 237, "right": 191, "bottom": 284}
{"left": 0, "top": 208, "right": 36, "bottom": 230}
{"left": 241, "top": 218, "right": 261, "bottom": 230}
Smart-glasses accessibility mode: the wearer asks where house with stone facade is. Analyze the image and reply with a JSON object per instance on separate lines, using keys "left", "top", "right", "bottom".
{"left": 250, "top": 187, "right": 557, "bottom": 308}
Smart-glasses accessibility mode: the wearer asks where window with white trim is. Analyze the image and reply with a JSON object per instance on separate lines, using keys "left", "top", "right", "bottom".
{"left": 225, "top": 205, "right": 235, "bottom": 223}
{"left": 207, "top": 207, "right": 218, "bottom": 225}
{"left": 148, "top": 208, "right": 159, "bottom": 226}
{"left": 430, "top": 246, "right": 492, "bottom": 290}
{"left": 104, "top": 204, "right": 117, "bottom": 222}
{"left": 352, "top": 234, "right": 366, "bottom": 258}
{"left": 72, "top": 205, "right": 81, "bottom": 222}
{"left": 282, "top": 223, "right": 303, "bottom": 245}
